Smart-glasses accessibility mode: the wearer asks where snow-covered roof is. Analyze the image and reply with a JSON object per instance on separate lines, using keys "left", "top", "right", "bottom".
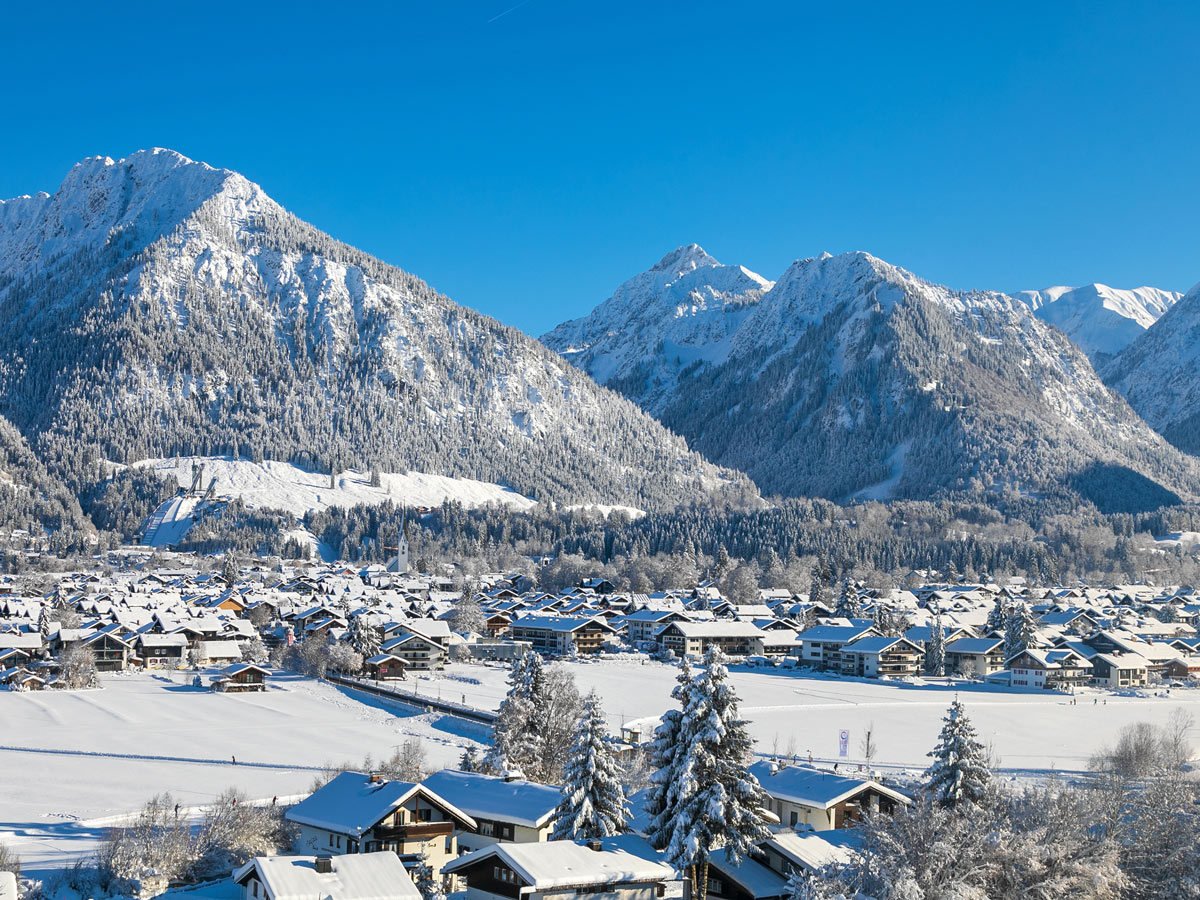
{"left": 658, "top": 621, "right": 764, "bottom": 638}
{"left": 840, "top": 635, "right": 915, "bottom": 655}
{"left": 286, "top": 771, "right": 475, "bottom": 836}
{"left": 234, "top": 852, "right": 420, "bottom": 900}
{"left": 748, "top": 762, "right": 910, "bottom": 810}
{"left": 764, "top": 829, "right": 861, "bottom": 873}
{"left": 797, "top": 624, "right": 875, "bottom": 643}
{"left": 707, "top": 846, "right": 788, "bottom": 899}
{"left": 421, "top": 768, "right": 561, "bottom": 829}
{"left": 511, "top": 614, "right": 617, "bottom": 633}
{"left": 443, "top": 839, "right": 674, "bottom": 889}
{"left": 945, "top": 637, "right": 1004, "bottom": 654}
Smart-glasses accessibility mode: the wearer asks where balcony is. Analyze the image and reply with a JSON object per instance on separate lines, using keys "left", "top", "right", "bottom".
{"left": 374, "top": 821, "right": 454, "bottom": 842}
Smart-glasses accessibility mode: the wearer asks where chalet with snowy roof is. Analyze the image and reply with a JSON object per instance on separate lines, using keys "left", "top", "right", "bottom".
{"left": 443, "top": 837, "right": 677, "bottom": 900}
{"left": 1162, "top": 655, "right": 1200, "bottom": 680}
{"left": 509, "top": 615, "right": 618, "bottom": 656}
{"left": 192, "top": 639, "right": 244, "bottom": 665}
{"left": 944, "top": 637, "right": 1005, "bottom": 676}
{"left": 287, "top": 771, "right": 475, "bottom": 871}
{"left": 380, "top": 632, "right": 447, "bottom": 670}
{"left": 363, "top": 653, "right": 407, "bottom": 680}
{"left": 234, "top": 851, "right": 421, "bottom": 900}
{"left": 0, "top": 667, "right": 44, "bottom": 690}
{"left": 421, "top": 769, "right": 561, "bottom": 852}
{"left": 211, "top": 662, "right": 270, "bottom": 692}
{"left": 1088, "top": 652, "right": 1150, "bottom": 688}
{"left": 748, "top": 762, "right": 910, "bottom": 831}
{"left": 836, "top": 635, "right": 923, "bottom": 678}
{"left": 796, "top": 624, "right": 877, "bottom": 670}
{"left": 1006, "top": 647, "right": 1092, "bottom": 690}
{"left": 655, "top": 620, "right": 765, "bottom": 659}
{"left": 135, "top": 632, "right": 188, "bottom": 668}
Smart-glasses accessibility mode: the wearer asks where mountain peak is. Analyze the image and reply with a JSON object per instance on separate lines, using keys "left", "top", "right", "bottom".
{"left": 0, "top": 148, "right": 265, "bottom": 281}
{"left": 651, "top": 243, "right": 719, "bottom": 274}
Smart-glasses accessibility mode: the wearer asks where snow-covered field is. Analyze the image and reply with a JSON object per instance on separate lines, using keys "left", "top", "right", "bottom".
{"left": 413, "top": 658, "right": 1200, "bottom": 774}
{"left": 135, "top": 456, "right": 539, "bottom": 521}
{"left": 4, "top": 660, "right": 1199, "bottom": 878}
{"left": 0, "top": 671, "right": 484, "bottom": 877}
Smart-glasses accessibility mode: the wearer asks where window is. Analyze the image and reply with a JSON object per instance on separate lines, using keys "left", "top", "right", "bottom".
{"left": 329, "top": 834, "right": 335, "bottom": 847}
{"left": 480, "top": 822, "right": 495, "bottom": 837}
{"left": 789, "top": 812, "right": 798, "bottom": 826}
{"left": 446, "top": 836, "right": 454, "bottom": 853}
{"left": 417, "top": 807, "right": 432, "bottom": 822}
{"left": 493, "top": 866, "right": 517, "bottom": 884}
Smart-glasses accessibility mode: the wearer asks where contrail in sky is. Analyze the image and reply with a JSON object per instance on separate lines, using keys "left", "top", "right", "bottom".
{"left": 488, "top": 0, "right": 534, "bottom": 22}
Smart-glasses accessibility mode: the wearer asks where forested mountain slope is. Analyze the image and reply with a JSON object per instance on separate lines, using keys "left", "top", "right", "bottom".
{"left": 547, "top": 249, "right": 1199, "bottom": 513}
{"left": 0, "top": 150, "right": 754, "bottom": 516}
{"left": 1103, "top": 280, "right": 1200, "bottom": 455}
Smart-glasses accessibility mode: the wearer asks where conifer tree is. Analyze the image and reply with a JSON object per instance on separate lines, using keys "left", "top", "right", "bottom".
{"left": 484, "top": 651, "right": 546, "bottom": 777}
{"left": 665, "top": 648, "right": 770, "bottom": 899}
{"left": 551, "top": 691, "right": 630, "bottom": 840}
{"left": 459, "top": 745, "right": 481, "bottom": 773}
{"left": 925, "top": 698, "right": 990, "bottom": 808}
{"left": 1004, "top": 601, "right": 1037, "bottom": 661}
{"left": 645, "top": 658, "right": 693, "bottom": 851}
{"left": 413, "top": 848, "right": 445, "bottom": 900}
{"left": 925, "top": 612, "right": 945, "bottom": 676}
{"left": 347, "top": 614, "right": 381, "bottom": 659}
{"left": 833, "top": 578, "right": 862, "bottom": 619}
{"left": 985, "top": 596, "right": 1008, "bottom": 636}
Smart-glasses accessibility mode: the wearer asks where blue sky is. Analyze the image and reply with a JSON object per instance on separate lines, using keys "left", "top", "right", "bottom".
{"left": 2, "top": 0, "right": 1197, "bottom": 334}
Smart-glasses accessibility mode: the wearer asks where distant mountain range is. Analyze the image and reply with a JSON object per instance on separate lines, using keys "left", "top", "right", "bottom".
{"left": 0, "top": 150, "right": 753, "bottom": 532}
{"left": 1103, "top": 280, "right": 1200, "bottom": 456}
{"left": 545, "top": 246, "right": 1198, "bottom": 513}
{"left": 1, "top": 149, "right": 1197, "bottom": 543}
{"left": 1018, "top": 283, "right": 1179, "bottom": 363}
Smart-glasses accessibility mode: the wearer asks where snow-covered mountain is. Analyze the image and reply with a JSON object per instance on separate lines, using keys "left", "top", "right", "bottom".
{"left": 0, "top": 150, "right": 755, "bottom": 518}
{"left": 1103, "top": 280, "right": 1200, "bottom": 455}
{"left": 1017, "top": 284, "right": 1179, "bottom": 362}
{"left": 547, "top": 248, "right": 1200, "bottom": 511}
{"left": 543, "top": 244, "right": 772, "bottom": 411}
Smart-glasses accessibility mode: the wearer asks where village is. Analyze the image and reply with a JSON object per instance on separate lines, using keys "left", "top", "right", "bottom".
{"left": 0, "top": 539, "right": 1198, "bottom": 900}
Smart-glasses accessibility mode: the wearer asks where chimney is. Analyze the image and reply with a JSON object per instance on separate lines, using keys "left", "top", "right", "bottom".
{"left": 368, "top": 772, "right": 384, "bottom": 784}
{"left": 587, "top": 840, "right": 603, "bottom": 852}
{"left": 315, "top": 856, "right": 333, "bottom": 874}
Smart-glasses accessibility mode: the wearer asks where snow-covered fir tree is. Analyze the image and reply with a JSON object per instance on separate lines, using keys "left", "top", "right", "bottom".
{"left": 925, "top": 698, "right": 990, "bottom": 808}
{"left": 459, "top": 745, "right": 482, "bottom": 773}
{"left": 924, "top": 612, "right": 945, "bottom": 676}
{"left": 985, "top": 596, "right": 1008, "bottom": 635}
{"left": 644, "top": 657, "right": 693, "bottom": 850}
{"left": 551, "top": 690, "right": 630, "bottom": 840}
{"left": 413, "top": 848, "right": 445, "bottom": 900}
{"left": 451, "top": 593, "right": 486, "bottom": 635}
{"left": 1004, "top": 601, "right": 1037, "bottom": 661}
{"left": 347, "top": 613, "right": 381, "bottom": 659}
{"left": 665, "top": 647, "right": 771, "bottom": 898}
{"left": 484, "top": 651, "right": 546, "bottom": 777}
{"left": 833, "top": 578, "right": 862, "bottom": 619}
{"left": 37, "top": 605, "right": 50, "bottom": 641}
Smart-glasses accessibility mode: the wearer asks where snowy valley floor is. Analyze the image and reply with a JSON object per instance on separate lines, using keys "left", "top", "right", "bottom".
{"left": 2, "top": 661, "right": 1198, "bottom": 878}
